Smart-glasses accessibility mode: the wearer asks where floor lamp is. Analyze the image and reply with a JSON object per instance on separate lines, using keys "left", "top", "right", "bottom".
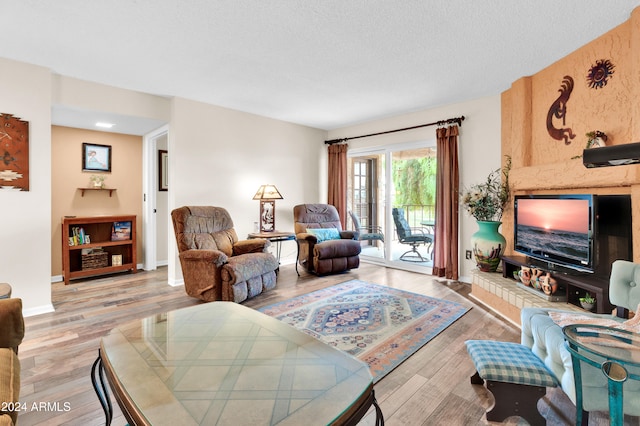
{"left": 252, "top": 184, "right": 283, "bottom": 232}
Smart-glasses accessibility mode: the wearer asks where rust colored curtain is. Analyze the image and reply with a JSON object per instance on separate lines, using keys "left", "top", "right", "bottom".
{"left": 433, "top": 125, "right": 460, "bottom": 280}
{"left": 327, "top": 143, "right": 348, "bottom": 226}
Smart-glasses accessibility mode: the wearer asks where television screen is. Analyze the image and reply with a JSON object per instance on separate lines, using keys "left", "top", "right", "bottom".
{"left": 514, "top": 194, "right": 594, "bottom": 272}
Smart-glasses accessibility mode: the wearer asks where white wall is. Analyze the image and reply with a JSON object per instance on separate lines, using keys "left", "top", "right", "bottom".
{"left": 327, "top": 95, "right": 502, "bottom": 282}
{"left": 0, "top": 58, "right": 53, "bottom": 315}
{"left": 167, "top": 97, "right": 327, "bottom": 284}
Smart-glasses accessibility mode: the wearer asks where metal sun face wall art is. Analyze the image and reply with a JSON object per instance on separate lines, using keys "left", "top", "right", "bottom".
{"left": 587, "top": 59, "right": 615, "bottom": 89}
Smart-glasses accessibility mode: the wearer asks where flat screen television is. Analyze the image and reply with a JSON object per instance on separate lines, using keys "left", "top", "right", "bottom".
{"left": 514, "top": 194, "right": 595, "bottom": 273}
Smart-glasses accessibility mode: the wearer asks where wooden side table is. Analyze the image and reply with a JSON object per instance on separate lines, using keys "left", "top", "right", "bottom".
{"left": 247, "top": 230, "right": 295, "bottom": 264}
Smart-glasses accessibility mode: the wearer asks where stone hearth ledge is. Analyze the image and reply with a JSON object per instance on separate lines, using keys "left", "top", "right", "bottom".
{"left": 470, "top": 270, "right": 582, "bottom": 327}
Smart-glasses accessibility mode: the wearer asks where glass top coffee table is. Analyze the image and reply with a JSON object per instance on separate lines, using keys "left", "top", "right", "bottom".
{"left": 93, "top": 302, "right": 382, "bottom": 425}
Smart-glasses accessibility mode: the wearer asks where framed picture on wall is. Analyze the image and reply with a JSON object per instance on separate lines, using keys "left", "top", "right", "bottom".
{"left": 82, "top": 143, "right": 111, "bottom": 172}
{"left": 0, "top": 113, "right": 30, "bottom": 191}
{"left": 159, "top": 149, "right": 168, "bottom": 191}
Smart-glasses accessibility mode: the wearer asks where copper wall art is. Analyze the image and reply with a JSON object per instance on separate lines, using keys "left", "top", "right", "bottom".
{"left": 0, "top": 113, "right": 29, "bottom": 191}
{"left": 587, "top": 59, "right": 615, "bottom": 89}
{"left": 546, "top": 76, "right": 576, "bottom": 145}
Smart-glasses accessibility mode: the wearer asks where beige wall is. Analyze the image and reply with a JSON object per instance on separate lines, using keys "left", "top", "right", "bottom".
{"left": 0, "top": 58, "right": 53, "bottom": 314}
{"left": 167, "top": 97, "right": 327, "bottom": 284}
{"left": 51, "top": 126, "right": 143, "bottom": 277}
{"left": 53, "top": 75, "right": 171, "bottom": 122}
{"left": 0, "top": 59, "right": 169, "bottom": 314}
{"left": 502, "top": 7, "right": 640, "bottom": 262}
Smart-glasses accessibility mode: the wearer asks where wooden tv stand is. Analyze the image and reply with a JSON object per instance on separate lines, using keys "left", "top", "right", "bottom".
{"left": 501, "top": 255, "right": 613, "bottom": 314}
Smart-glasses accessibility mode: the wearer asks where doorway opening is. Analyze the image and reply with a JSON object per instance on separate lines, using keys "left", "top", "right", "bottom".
{"left": 347, "top": 141, "right": 436, "bottom": 273}
{"left": 142, "top": 125, "right": 169, "bottom": 271}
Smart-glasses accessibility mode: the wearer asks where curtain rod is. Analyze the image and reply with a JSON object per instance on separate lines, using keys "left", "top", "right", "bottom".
{"left": 324, "top": 115, "right": 465, "bottom": 145}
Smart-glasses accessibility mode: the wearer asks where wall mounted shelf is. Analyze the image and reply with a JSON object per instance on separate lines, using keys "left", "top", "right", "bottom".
{"left": 78, "top": 187, "right": 117, "bottom": 197}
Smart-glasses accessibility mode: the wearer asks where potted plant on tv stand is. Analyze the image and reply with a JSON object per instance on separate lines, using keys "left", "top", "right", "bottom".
{"left": 579, "top": 293, "right": 596, "bottom": 311}
{"left": 461, "top": 156, "right": 511, "bottom": 272}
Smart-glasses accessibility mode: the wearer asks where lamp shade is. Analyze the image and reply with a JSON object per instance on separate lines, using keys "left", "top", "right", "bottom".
{"left": 253, "top": 184, "right": 283, "bottom": 200}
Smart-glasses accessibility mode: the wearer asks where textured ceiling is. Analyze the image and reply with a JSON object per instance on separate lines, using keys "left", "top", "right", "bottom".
{"left": 3, "top": 1, "right": 640, "bottom": 131}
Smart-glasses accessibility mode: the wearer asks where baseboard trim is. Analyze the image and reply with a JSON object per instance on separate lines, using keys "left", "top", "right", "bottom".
{"left": 168, "top": 277, "right": 184, "bottom": 287}
{"left": 23, "top": 304, "right": 55, "bottom": 318}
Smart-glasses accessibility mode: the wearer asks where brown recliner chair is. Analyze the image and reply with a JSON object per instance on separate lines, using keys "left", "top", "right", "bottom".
{"left": 171, "top": 206, "right": 279, "bottom": 303}
{"left": 293, "top": 204, "right": 361, "bottom": 275}
{"left": 0, "top": 296, "right": 24, "bottom": 426}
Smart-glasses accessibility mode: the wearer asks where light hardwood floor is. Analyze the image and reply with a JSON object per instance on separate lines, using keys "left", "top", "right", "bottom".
{"left": 16, "top": 263, "right": 619, "bottom": 425}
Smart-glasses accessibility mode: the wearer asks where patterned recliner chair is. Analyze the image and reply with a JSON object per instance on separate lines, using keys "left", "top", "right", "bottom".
{"left": 171, "top": 206, "right": 278, "bottom": 303}
{"left": 293, "top": 204, "right": 361, "bottom": 275}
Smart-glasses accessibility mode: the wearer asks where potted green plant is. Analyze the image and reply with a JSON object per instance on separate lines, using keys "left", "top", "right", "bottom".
{"left": 461, "top": 156, "right": 511, "bottom": 223}
{"left": 89, "top": 174, "right": 106, "bottom": 188}
{"left": 585, "top": 130, "right": 607, "bottom": 149}
{"left": 461, "top": 156, "right": 511, "bottom": 272}
{"left": 579, "top": 293, "right": 596, "bottom": 311}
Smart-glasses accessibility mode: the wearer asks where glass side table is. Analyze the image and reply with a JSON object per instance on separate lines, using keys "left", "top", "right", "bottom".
{"left": 247, "top": 231, "right": 295, "bottom": 264}
{"left": 562, "top": 324, "right": 640, "bottom": 426}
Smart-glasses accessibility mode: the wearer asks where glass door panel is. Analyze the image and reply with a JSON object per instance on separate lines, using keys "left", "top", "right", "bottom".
{"left": 348, "top": 144, "right": 436, "bottom": 272}
{"left": 390, "top": 147, "right": 436, "bottom": 269}
{"left": 347, "top": 154, "right": 386, "bottom": 260}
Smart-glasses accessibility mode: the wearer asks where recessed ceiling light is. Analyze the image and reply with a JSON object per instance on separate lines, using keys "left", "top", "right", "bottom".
{"left": 95, "top": 122, "right": 115, "bottom": 129}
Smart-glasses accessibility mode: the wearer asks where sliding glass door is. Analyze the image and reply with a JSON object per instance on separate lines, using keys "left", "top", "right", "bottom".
{"left": 348, "top": 141, "right": 436, "bottom": 272}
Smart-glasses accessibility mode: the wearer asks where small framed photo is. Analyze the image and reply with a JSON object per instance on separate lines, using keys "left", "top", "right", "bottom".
{"left": 112, "top": 254, "right": 122, "bottom": 266}
{"left": 83, "top": 143, "right": 111, "bottom": 172}
{"left": 158, "top": 150, "right": 168, "bottom": 191}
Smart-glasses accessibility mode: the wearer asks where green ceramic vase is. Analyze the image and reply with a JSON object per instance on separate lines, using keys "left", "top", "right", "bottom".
{"left": 471, "top": 221, "right": 506, "bottom": 272}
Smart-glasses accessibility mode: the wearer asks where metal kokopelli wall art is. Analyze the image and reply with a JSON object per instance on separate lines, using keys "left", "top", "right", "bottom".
{"left": 546, "top": 75, "right": 576, "bottom": 145}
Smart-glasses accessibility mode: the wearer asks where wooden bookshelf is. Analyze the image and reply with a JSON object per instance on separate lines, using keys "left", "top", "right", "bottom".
{"left": 62, "top": 215, "right": 137, "bottom": 284}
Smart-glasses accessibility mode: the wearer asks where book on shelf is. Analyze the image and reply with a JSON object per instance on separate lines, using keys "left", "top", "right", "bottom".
{"left": 111, "top": 221, "right": 132, "bottom": 241}
{"left": 70, "top": 226, "right": 88, "bottom": 245}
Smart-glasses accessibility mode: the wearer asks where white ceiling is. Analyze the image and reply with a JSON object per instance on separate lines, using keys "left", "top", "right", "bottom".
{"left": 3, "top": 1, "right": 640, "bottom": 134}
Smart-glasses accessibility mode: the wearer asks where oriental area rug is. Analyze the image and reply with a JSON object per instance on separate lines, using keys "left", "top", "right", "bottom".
{"left": 259, "top": 279, "right": 470, "bottom": 383}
